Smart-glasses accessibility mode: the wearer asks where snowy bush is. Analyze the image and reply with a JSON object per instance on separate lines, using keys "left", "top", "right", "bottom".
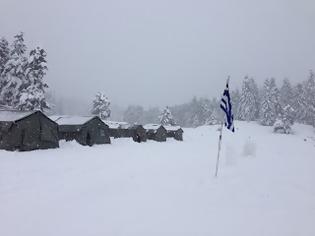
{"left": 205, "top": 114, "right": 220, "bottom": 125}
{"left": 273, "top": 119, "right": 292, "bottom": 134}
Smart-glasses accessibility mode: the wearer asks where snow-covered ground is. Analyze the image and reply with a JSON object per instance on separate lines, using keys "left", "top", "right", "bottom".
{"left": 0, "top": 122, "right": 315, "bottom": 236}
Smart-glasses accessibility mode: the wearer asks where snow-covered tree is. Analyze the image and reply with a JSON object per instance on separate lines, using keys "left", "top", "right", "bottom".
{"left": 25, "top": 47, "right": 48, "bottom": 80}
{"left": 10, "top": 32, "right": 27, "bottom": 57}
{"left": 231, "top": 89, "right": 241, "bottom": 120}
{"left": 303, "top": 70, "right": 315, "bottom": 126}
{"left": 17, "top": 86, "right": 48, "bottom": 111}
{"left": 207, "top": 98, "right": 223, "bottom": 125}
{"left": 200, "top": 98, "right": 213, "bottom": 125}
{"left": 159, "top": 106, "right": 177, "bottom": 126}
{"left": 189, "top": 97, "right": 212, "bottom": 126}
{"left": 123, "top": 105, "right": 144, "bottom": 124}
{"left": 282, "top": 104, "right": 295, "bottom": 126}
{"left": 16, "top": 47, "right": 49, "bottom": 111}
{"left": 0, "top": 33, "right": 51, "bottom": 111}
{"left": 279, "top": 78, "right": 296, "bottom": 125}
{"left": 280, "top": 78, "right": 294, "bottom": 107}
{"left": 205, "top": 112, "right": 220, "bottom": 125}
{"left": 238, "top": 76, "right": 259, "bottom": 121}
{"left": 187, "top": 97, "right": 202, "bottom": 127}
{"left": 143, "top": 107, "right": 160, "bottom": 124}
{"left": 292, "top": 83, "right": 307, "bottom": 123}
{"left": 251, "top": 78, "right": 261, "bottom": 119}
{"left": 169, "top": 103, "right": 191, "bottom": 127}
{"left": 259, "top": 78, "right": 281, "bottom": 126}
{"left": 4, "top": 32, "right": 28, "bottom": 83}
{"left": 0, "top": 37, "right": 10, "bottom": 75}
{"left": 91, "top": 92, "right": 111, "bottom": 119}
{"left": 0, "top": 37, "right": 10, "bottom": 105}
{"left": 273, "top": 118, "right": 292, "bottom": 134}
{"left": 0, "top": 33, "right": 28, "bottom": 107}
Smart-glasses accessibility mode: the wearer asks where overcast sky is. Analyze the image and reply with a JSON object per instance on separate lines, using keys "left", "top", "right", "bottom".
{"left": 1, "top": 0, "right": 314, "bottom": 108}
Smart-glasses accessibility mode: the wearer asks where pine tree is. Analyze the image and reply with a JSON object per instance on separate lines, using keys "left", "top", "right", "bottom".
{"left": 231, "top": 89, "right": 241, "bottom": 120}
{"left": 200, "top": 98, "right": 212, "bottom": 125}
{"left": 11, "top": 32, "right": 27, "bottom": 56}
{"left": 208, "top": 98, "right": 222, "bottom": 125}
{"left": 250, "top": 78, "right": 260, "bottom": 119}
{"left": 292, "top": 83, "right": 307, "bottom": 123}
{"left": 238, "top": 76, "right": 259, "bottom": 121}
{"left": 159, "top": 106, "right": 177, "bottom": 126}
{"left": 123, "top": 105, "right": 144, "bottom": 124}
{"left": 0, "top": 33, "right": 28, "bottom": 107}
{"left": 0, "top": 37, "right": 10, "bottom": 105}
{"left": 189, "top": 97, "right": 212, "bottom": 126}
{"left": 259, "top": 78, "right": 281, "bottom": 126}
{"left": 17, "top": 47, "right": 49, "bottom": 111}
{"left": 279, "top": 78, "right": 296, "bottom": 124}
{"left": 0, "top": 37, "right": 10, "bottom": 75}
{"left": 91, "top": 92, "right": 111, "bottom": 119}
{"left": 280, "top": 78, "right": 294, "bottom": 107}
{"left": 168, "top": 103, "right": 190, "bottom": 127}
{"left": 143, "top": 107, "right": 160, "bottom": 124}
{"left": 303, "top": 70, "right": 315, "bottom": 126}
{"left": 188, "top": 97, "right": 201, "bottom": 127}
{"left": 5, "top": 32, "right": 28, "bottom": 81}
{"left": 282, "top": 104, "right": 295, "bottom": 126}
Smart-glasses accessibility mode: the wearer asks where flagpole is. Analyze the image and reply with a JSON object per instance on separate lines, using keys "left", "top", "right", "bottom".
{"left": 215, "top": 76, "right": 230, "bottom": 178}
{"left": 214, "top": 76, "right": 234, "bottom": 177}
{"left": 215, "top": 121, "right": 224, "bottom": 177}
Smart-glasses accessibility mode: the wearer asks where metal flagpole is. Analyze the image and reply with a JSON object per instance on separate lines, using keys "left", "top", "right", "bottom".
{"left": 215, "top": 121, "right": 224, "bottom": 177}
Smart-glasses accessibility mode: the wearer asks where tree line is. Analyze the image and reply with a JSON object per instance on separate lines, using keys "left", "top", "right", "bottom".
{"left": 119, "top": 73, "right": 315, "bottom": 128}
{"left": 91, "top": 93, "right": 177, "bottom": 126}
{"left": 235, "top": 74, "right": 315, "bottom": 127}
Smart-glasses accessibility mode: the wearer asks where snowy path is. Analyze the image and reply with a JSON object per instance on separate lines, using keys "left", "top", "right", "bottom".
{"left": 0, "top": 122, "right": 315, "bottom": 236}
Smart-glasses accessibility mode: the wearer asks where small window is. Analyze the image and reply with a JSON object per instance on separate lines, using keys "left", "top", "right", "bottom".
{"left": 100, "top": 129, "right": 105, "bottom": 137}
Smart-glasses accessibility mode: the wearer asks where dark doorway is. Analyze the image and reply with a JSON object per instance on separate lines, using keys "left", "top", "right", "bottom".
{"left": 19, "top": 130, "right": 25, "bottom": 150}
{"left": 136, "top": 134, "right": 141, "bottom": 143}
{"left": 86, "top": 132, "right": 92, "bottom": 146}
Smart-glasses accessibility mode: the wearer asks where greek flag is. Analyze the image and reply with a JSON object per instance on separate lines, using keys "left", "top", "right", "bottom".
{"left": 220, "top": 79, "right": 235, "bottom": 132}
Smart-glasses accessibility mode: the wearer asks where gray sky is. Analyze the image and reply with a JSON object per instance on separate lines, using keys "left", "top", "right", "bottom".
{"left": 1, "top": 0, "right": 315, "bottom": 108}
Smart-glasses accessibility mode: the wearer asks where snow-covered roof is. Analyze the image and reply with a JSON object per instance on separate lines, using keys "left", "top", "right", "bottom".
{"left": 50, "top": 115, "right": 96, "bottom": 125}
{"left": 143, "top": 124, "right": 163, "bottom": 130}
{"left": 104, "top": 120, "right": 130, "bottom": 129}
{"left": 0, "top": 110, "right": 34, "bottom": 122}
{"left": 164, "top": 125, "right": 182, "bottom": 131}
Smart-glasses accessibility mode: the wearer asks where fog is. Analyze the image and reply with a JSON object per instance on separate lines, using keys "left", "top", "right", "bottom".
{"left": 1, "top": 0, "right": 314, "bottom": 110}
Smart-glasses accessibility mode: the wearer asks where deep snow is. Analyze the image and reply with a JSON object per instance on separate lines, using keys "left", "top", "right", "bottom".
{"left": 0, "top": 122, "right": 314, "bottom": 236}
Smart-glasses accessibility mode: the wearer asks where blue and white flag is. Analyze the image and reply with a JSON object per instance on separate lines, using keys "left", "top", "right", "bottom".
{"left": 220, "top": 79, "right": 235, "bottom": 132}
